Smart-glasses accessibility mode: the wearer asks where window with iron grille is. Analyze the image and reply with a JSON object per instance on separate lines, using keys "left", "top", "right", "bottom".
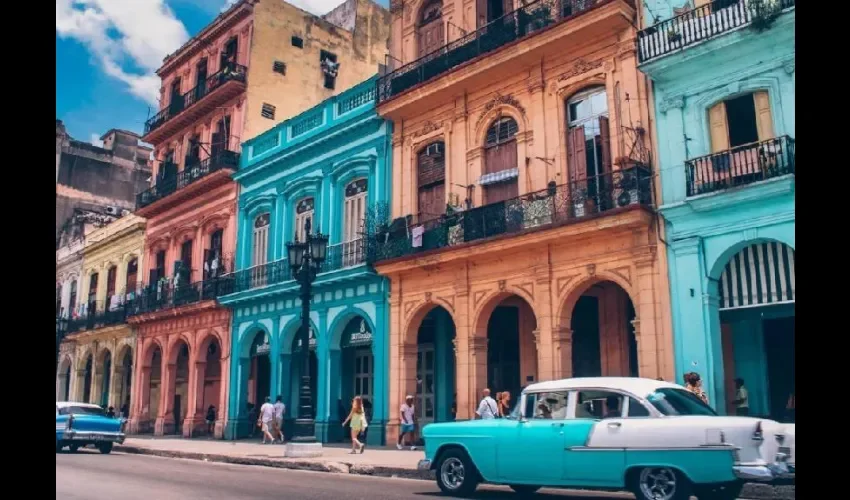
{"left": 261, "top": 103, "right": 276, "bottom": 120}
{"left": 291, "top": 36, "right": 304, "bottom": 48}
{"left": 273, "top": 61, "right": 286, "bottom": 75}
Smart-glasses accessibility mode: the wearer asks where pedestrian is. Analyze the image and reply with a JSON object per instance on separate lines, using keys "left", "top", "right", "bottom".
{"left": 476, "top": 388, "right": 498, "bottom": 420}
{"left": 730, "top": 378, "right": 749, "bottom": 416}
{"left": 397, "top": 395, "right": 416, "bottom": 450}
{"left": 106, "top": 406, "right": 116, "bottom": 418}
{"left": 342, "top": 396, "right": 367, "bottom": 454}
{"left": 684, "top": 372, "right": 709, "bottom": 405}
{"left": 258, "top": 397, "right": 275, "bottom": 444}
{"left": 273, "top": 395, "right": 286, "bottom": 443}
{"left": 247, "top": 403, "right": 257, "bottom": 437}
{"left": 785, "top": 385, "right": 795, "bottom": 423}
{"left": 206, "top": 405, "right": 216, "bottom": 436}
{"left": 120, "top": 401, "right": 129, "bottom": 419}
{"left": 497, "top": 391, "right": 511, "bottom": 418}
{"left": 361, "top": 397, "right": 372, "bottom": 442}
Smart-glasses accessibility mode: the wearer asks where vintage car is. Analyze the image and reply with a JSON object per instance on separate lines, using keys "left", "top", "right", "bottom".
{"left": 56, "top": 402, "right": 125, "bottom": 454}
{"left": 418, "top": 377, "right": 794, "bottom": 500}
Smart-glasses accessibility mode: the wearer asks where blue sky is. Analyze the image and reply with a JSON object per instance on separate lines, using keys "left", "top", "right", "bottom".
{"left": 56, "top": 0, "right": 385, "bottom": 146}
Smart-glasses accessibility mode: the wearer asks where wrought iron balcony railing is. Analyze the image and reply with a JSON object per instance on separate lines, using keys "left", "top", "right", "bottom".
{"left": 367, "top": 165, "right": 653, "bottom": 263}
{"left": 637, "top": 0, "right": 795, "bottom": 63}
{"left": 377, "top": 0, "right": 609, "bottom": 104}
{"left": 66, "top": 300, "right": 130, "bottom": 333}
{"left": 144, "top": 63, "right": 247, "bottom": 135}
{"left": 685, "top": 135, "right": 794, "bottom": 197}
{"left": 127, "top": 279, "right": 225, "bottom": 316}
{"left": 216, "top": 239, "right": 367, "bottom": 296}
{"left": 136, "top": 150, "right": 240, "bottom": 210}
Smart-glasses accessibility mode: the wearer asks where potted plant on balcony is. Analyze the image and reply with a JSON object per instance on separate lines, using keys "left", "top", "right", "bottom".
{"left": 749, "top": 0, "right": 782, "bottom": 32}
{"left": 667, "top": 28, "right": 682, "bottom": 44}
{"left": 571, "top": 186, "right": 589, "bottom": 218}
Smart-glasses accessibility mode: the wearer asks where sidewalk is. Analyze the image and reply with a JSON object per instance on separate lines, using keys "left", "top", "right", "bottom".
{"left": 116, "top": 437, "right": 795, "bottom": 499}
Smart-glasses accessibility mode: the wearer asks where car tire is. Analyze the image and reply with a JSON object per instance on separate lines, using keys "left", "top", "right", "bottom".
{"left": 694, "top": 481, "right": 744, "bottom": 500}
{"left": 56, "top": 441, "right": 64, "bottom": 453}
{"left": 68, "top": 444, "right": 80, "bottom": 453}
{"left": 98, "top": 443, "right": 113, "bottom": 455}
{"left": 631, "top": 467, "right": 690, "bottom": 500}
{"left": 509, "top": 485, "right": 541, "bottom": 495}
{"left": 435, "top": 448, "right": 479, "bottom": 497}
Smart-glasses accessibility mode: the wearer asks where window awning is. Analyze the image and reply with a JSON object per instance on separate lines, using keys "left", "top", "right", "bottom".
{"left": 718, "top": 242, "right": 795, "bottom": 310}
{"left": 479, "top": 167, "right": 518, "bottom": 186}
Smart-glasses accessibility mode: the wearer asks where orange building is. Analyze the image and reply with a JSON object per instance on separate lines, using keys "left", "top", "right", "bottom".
{"left": 371, "top": 0, "right": 673, "bottom": 443}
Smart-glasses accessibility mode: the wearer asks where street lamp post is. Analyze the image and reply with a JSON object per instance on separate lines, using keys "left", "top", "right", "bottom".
{"left": 284, "top": 218, "right": 328, "bottom": 458}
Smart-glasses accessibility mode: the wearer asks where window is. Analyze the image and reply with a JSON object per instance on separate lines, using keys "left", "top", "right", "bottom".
{"left": 169, "top": 78, "right": 182, "bottom": 109}
{"left": 708, "top": 91, "right": 774, "bottom": 152}
{"left": 417, "top": 141, "right": 446, "bottom": 219}
{"left": 69, "top": 280, "right": 78, "bottom": 315}
{"left": 211, "top": 116, "right": 231, "bottom": 156}
{"left": 180, "top": 240, "right": 194, "bottom": 273}
{"left": 418, "top": 0, "right": 445, "bottom": 57}
{"left": 647, "top": 388, "right": 718, "bottom": 416}
{"left": 320, "top": 50, "right": 338, "bottom": 89}
{"left": 204, "top": 229, "right": 224, "bottom": 280}
{"left": 252, "top": 213, "right": 270, "bottom": 267}
{"left": 126, "top": 258, "right": 138, "bottom": 292}
{"left": 567, "top": 86, "right": 611, "bottom": 183}
{"left": 88, "top": 273, "right": 99, "bottom": 313}
{"left": 273, "top": 61, "right": 286, "bottom": 75}
{"left": 57, "top": 405, "right": 105, "bottom": 417}
{"left": 106, "top": 265, "right": 117, "bottom": 300}
{"left": 195, "top": 58, "right": 208, "bottom": 88}
{"left": 575, "top": 390, "right": 624, "bottom": 419}
{"left": 626, "top": 397, "right": 651, "bottom": 417}
{"left": 261, "top": 103, "right": 276, "bottom": 120}
{"left": 294, "top": 197, "right": 315, "bottom": 242}
{"left": 56, "top": 286, "right": 62, "bottom": 316}
{"left": 186, "top": 134, "right": 201, "bottom": 166}
{"left": 291, "top": 36, "right": 303, "bottom": 48}
{"left": 482, "top": 117, "right": 519, "bottom": 204}
{"left": 221, "top": 37, "right": 238, "bottom": 69}
{"left": 343, "top": 178, "right": 368, "bottom": 266}
{"left": 526, "top": 391, "right": 569, "bottom": 419}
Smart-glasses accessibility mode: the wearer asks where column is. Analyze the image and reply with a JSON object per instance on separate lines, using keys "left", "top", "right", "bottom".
{"left": 268, "top": 318, "right": 281, "bottom": 401}
{"left": 215, "top": 355, "right": 229, "bottom": 439}
{"left": 272, "top": 194, "right": 285, "bottom": 261}
{"left": 156, "top": 361, "right": 177, "bottom": 435}
{"left": 466, "top": 336, "right": 487, "bottom": 418}
{"left": 527, "top": 74, "right": 548, "bottom": 191}
{"left": 634, "top": 256, "right": 661, "bottom": 380}
{"left": 185, "top": 357, "right": 206, "bottom": 437}
{"left": 371, "top": 295, "right": 388, "bottom": 442}
{"left": 129, "top": 365, "right": 150, "bottom": 434}
{"left": 193, "top": 225, "right": 204, "bottom": 283}
{"left": 434, "top": 310, "right": 451, "bottom": 423}
{"left": 225, "top": 356, "right": 251, "bottom": 440}
{"left": 657, "top": 96, "right": 687, "bottom": 203}
{"left": 326, "top": 348, "right": 342, "bottom": 442}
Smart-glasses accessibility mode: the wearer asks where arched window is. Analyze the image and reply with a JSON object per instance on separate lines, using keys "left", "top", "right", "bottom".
{"left": 69, "top": 280, "right": 78, "bottom": 317}
{"left": 417, "top": 141, "right": 446, "bottom": 219}
{"left": 343, "top": 178, "right": 368, "bottom": 266}
{"left": 294, "top": 197, "right": 315, "bottom": 243}
{"left": 418, "top": 0, "right": 444, "bottom": 57}
{"left": 482, "top": 117, "right": 519, "bottom": 204}
{"left": 252, "top": 213, "right": 270, "bottom": 268}
{"left": 106, "top": 265, "right": 118, "bottom": 310}
{"left": 88, "top": 272, "right": 99, "bottom": 315}
{"left": 126, "top": 258, "right": 138, "bottom": 293}
{"left": 56, "top": 285, "right": 62, "bottom": 317}
{"left": 566, "top": 86, "right": 610, "bottom": 184}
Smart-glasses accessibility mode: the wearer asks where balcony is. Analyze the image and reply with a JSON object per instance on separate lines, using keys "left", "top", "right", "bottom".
{"left": 127, "top": 279, "right": 225, "bottom": 317}
{"left": 377, "top": 0, "right": 633, "bottom": 108}
{"left": 142, "top": 63, "right": 247, "bottom": 144}
{"left": 66, "top": 300, "right": 130, "bottom": 334}
{"left": 135, "top": 150, "right": 239, "bottom": 215}
{"left": 637, "top": 0, "right": 796, "bottom": 64}
{"left": 217, "top": 240, "right": 367, "bottom": 297}
{"left": 368, "top": 165, "right": 653, "bottom": 264}
{"left": 686, "top": 135, "right": 794, "bottom": 197}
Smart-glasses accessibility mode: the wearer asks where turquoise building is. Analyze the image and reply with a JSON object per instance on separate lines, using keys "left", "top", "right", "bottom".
{"left": 638, "top": 1, "right": 795, "bottom": 418}
{"left": 219, "top": 77, "right": 392, "bottom": 443}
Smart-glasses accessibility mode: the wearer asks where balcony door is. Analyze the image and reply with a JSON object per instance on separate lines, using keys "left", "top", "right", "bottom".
{"left": 343, "top": 179, "right": 367, "bottom": 267}
{"left": 220, "top": 37, "right": 238, "bottom": 70}
{"left": 106, "top": 266, "right": 117, "bottom": 310}
{"left": 211, "top": 116, "right": 231, "bottom": 157}
{"left": 417, "top": 141, "right": 446, "bottom": 220}
{"left": 88, "top": 273, "right": 98, "bottom": 315}
{"left": 195, "top": 58, "right": 208, "bottom": 99}
{"left": 482, "top": 117, "right": 519, "bottom": 204}
{"left": 566, "top": 87, "right": 611, "bottom": 206}
{"left": 418, "top": 0, "right": 445, "bottom": 57}
{"left": 169, "top": 78, "right": 183, "bottom": 113}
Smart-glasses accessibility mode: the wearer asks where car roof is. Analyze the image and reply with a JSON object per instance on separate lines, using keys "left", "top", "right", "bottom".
{"left": 56, "top": 401, "right": 103, "bottom": 409}
{"left": 523, "top": 377, "right": 682, "bottom": 397}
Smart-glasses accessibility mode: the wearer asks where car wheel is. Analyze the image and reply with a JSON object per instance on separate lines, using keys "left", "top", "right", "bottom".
{"left": 436, "top": 448, "right": 479, "bottom": 497}
{"left": 98, "top": 443, "right": 114, "bottom": 455}
{"left": 68, "top": 444, "right": 80, "bottom": 453}
{"left": 632, "top": 467, "right": 690, "bottom": 500}
{"left": 56, "top": 441, "right": 64, "bottom": 453}
{"left": 694, "top": 481, "right": 744, "bottom": 500}
{"left": 509, "top": 485, "right": 541, "bottom": 495}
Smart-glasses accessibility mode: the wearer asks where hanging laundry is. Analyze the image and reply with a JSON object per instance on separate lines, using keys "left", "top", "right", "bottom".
{"left": 411, "top": 225, "right": 425, "bottom": 248}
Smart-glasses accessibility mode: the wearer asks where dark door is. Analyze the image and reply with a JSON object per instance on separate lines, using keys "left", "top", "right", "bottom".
{"left": 763, "top": 316, "right": 795, "bottom": 421}
{"left": 169, "top": 78, "right": 183, "bottom": 113}
{"left": 173, "top": 395, "right": 182, "bottom": 435}
{"left": 572, "top": 296, "right": 602, "bottom": 377}
{"left": 487, "top": 306, "right": 521, "bottom": 398}
{"left": 195, "top": 59, "right": 208, "bottom": 100}
{"left": 483, "top": 140, "right": 519, "bottom": 204}
{"left": 418, "top": 20, "right": 444, "bottom": 57}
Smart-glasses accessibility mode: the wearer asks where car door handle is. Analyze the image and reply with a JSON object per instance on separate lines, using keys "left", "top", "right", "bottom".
{"left": 551, "top": 422, "right": 564, "bottom": 428}
{"left": 607, "top": 422, "right": 622, "bottom": 428}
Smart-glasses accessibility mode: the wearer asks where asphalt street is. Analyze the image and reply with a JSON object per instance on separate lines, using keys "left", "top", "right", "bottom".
{"left": 56, "top": 450, "right": 637, "bottom": 500}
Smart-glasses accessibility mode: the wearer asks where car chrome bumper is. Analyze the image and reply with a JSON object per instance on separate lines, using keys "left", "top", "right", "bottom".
{"left": 733, "top": 461, "right": 790, "bottom": 482}
{"left": 417, "top": 459, "right": 432, "bottom": 471}
{"left": 62, "top": 430, "right": 126, "bottom": 444}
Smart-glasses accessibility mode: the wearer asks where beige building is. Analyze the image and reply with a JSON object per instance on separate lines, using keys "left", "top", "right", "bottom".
{"left": 57, "top": 215, "right": 146, "bottom": 411}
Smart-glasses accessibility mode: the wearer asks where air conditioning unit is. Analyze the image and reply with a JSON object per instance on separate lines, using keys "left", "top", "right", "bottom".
{"left": 105, "top": 206, "right": 120, "bottom": 215}
{"left": 426, "top": 142, "right": 444, "bottom": 158}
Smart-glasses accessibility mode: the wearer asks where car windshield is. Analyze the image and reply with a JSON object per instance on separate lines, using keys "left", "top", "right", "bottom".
{"left": 647, "top": 388, "right": 718, "bottom": 416}
{"left": 58, "top": 405, "right": 106, "bottom": 417}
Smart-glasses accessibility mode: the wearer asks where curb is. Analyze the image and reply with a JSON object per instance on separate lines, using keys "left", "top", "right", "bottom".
{"left": 115, "top": 445, "right": 794, "bottom": 499}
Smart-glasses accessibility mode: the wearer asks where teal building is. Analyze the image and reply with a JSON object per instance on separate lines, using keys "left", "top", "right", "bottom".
{"left": 219, "top": 77, "right": 392, "bottom": 443}
{"left": 639, "top": 1, "right": 795, "bottom": 418}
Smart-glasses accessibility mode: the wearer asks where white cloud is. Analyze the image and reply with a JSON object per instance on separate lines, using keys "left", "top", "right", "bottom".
{"left": 220, "top": 0, "right": 238, "bottom": 12}
{"left": 90, "top": 133, "right": 104, "bottom": 147}
{"left": 56, "top": 0, "right": 189, "bottom": 106}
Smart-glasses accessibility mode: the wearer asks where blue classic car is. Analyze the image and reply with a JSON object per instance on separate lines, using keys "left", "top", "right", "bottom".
{"left": 418, "top": 378, "right": 794, "bottom": 500}
{"left": 56, "top": 402, "right": 125, "bottom": 454}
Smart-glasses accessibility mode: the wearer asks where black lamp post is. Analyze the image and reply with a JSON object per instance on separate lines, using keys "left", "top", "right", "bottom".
{"left": 286, "top": 218, "right": 328, "bottom": 444}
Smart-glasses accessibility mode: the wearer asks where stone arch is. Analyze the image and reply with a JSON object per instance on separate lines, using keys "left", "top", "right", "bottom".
{"left": 474, "top": 104, "right": 531, "bottom": 148}
{"left": 58, "top": 353, "right": 74, "bottom": 375}
{"left": 557, "top": 271, "right": 637, "bottom": 328}
{"left": 238, "top": 321, "right": 273, "bottom": 358}
{"left": 471, "top": 287, "right": 538, "bottom": 339}
{"left": 280, "top": 317, "right": 321, "bottom": 354}
{"left": 708, "top": 237, "right": 795, "bottom": 282}
{"left": 75, "top": 345, "right": 94, "bottom": 371}
{"left": 328, "top": 306, "right": 378, "bottom": 350}
{"left": 140, "top": 338, "right": 165, "bottom": 367}
{"left": 197, "top": 329, "right": 225, "bottom": 359}
{"left": 166, "top": 334, "right": 193, "bottom": 365}
{"left": 402, "top": 297, "right": 457, "bottom": 346}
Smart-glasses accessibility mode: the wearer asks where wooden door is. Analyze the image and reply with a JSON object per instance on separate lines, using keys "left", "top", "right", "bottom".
{"left": 483, "top": 140, "right": 519, "bottom": 204}
{"left": 418, "top": 20, "right": 445, "bottom": 57}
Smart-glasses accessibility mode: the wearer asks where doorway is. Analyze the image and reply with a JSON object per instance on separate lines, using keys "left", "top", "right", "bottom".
{"left": 764, "top": 317, "right": 795, "bottom": 421}
{"left": 487, "top": 306, "right": 521, "bottom": 399}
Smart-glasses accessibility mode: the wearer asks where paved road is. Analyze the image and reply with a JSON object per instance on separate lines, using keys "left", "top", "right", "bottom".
{"left": 57, "top": 450, "right": 633, "bottom": 500}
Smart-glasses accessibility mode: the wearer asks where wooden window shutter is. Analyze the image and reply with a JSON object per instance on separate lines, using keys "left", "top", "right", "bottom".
{"left": 568, "top": 126, "right": 588, "bottom": 183}
{"left": 598, "top": 116, "right": 611, "bottom": 174}
{"left": 753, "top": 91, "right": 775, "bottom": 141}
{"left": 694, "top": 0, "right": 711, "bottom": 8}
{"left": 708, "top": 102, "right": 730, "bottom": 153}
{"left": 476, "top": 0, "right": 488, "bottom": 27}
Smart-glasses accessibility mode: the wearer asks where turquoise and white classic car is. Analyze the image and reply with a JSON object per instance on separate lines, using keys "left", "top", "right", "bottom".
{"left": 56, "top": 402, "right": 125, "bottom": 454}
{"left": 418, "top": 377, "right": 794, "bottom": 500}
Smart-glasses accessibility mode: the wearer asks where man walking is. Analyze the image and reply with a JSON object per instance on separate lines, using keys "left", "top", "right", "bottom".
{"left": 258, "top": 397, "right": 275, "bottom": 444}
{"left": 476, "top": 388, "right": 498, "bottom": 420}
{"left": 273, "top": 395, "right": 286, "bottom": 443}
{"left": 731, "top": 378, "right": 750, "bottom": 416}
{"left": 398, "top": 395, "right": 416, "bottom": 450}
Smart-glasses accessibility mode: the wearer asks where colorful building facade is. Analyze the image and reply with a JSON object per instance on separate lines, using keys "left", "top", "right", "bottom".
{"left": 371, "top": 0, "right": 674, "bottom": 443}
{"left": 638, "top": 0, "right": 795, "bottom": 418}
{"left": 56, "top": 214, "right": 146, "bottom": 413}
{"left": 218, "top": 78, "right": 392, "bottom": 444}
{"left": 127, "top": 0, "right": 390, "bottom": 439}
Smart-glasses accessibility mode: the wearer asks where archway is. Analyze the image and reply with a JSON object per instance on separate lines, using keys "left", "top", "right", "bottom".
{"left": 172, "top": 342, "right": 191, "bottom": 435}
{"left": 99, "top": 350, "right": 112, "bottom": 408}
{"left": 202, "top": 337, "right": 223, "bottom": 435}
{"left": 58, "top": 357, "right": 72, "bottom": 401}
{"left": 117, "top": 347, "right": 133, "bottom": 416}
{"left": 289, "top": 327, "right": 318, "bottom": 419}
{"left": 481, "top": 295, "right": 537, "bottom": 402}
{"left": 338, "top": 316, "right": 374, "bottom": 439}
{"left": 714, "top": 241, "right": 795, "bottom": 421}
{"left": 140, "top": 345, "right": 163, "bottom": 433}
{"left": 248, "top": 330, "right": 272, "bottom": 410}
{"left": 415, "top": 306, "right": 456, "bottom": 425}
{"left": 567, "top": 281, "right": 638, "bottom": 378}
{"left": 82, "top": 354, "right": 93, "bottom": 403}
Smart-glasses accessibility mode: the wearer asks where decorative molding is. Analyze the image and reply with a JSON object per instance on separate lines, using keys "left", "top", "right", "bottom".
{"left": 438, "top": 295, "right": 455, "bottom": 312}
{"left": 473, "top": 289, "right": 488, "bottom": 310}
{"left": 475, "top": 93, "right": 527, "bottom": 130}
{"left": 515, "top": 282, "right": 534, "bottom": 300}
{"left": 586, "top": 264, "right": 596, "bottom": 276}
{"left": 412, "top": 120, "right": 441, "bottom": 138}
{"left": 659, "top": 96, "right": 685, "bottom": 113}
{"left": 498, "top": 279, "right": 506, "bottom": 291}
{"left": 424, "top": 291, "right": 432, "bottom": 302}
{"left": 608, "top": 266, "right": 632, "bottom": 286}
{"left": 726, "top": 81, "right": 741, "bottom": 95}
{"left": 743, "top": 227, "right": 759, "bottom": 241}
{"left": 556, "top": 274, "right": 580, "bottom": 298}
{"left": 557, "top": 59, "right": 603, "bottom": 82}
{"left": 783, "top": 60, "right": 795, "bottom": 75}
